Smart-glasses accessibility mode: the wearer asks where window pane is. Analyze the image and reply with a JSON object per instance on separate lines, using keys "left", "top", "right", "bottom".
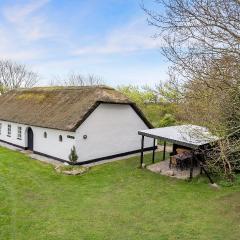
{"left": 7, "top": 125, "right": 11, "bottom": 136}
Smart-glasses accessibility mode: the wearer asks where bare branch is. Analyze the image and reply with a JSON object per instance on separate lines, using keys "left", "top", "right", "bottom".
{"left": 0, "top": 60, "right": 38, "bottom": 93}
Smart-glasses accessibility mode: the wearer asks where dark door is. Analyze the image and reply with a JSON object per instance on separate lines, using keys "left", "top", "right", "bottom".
{"left": 27, "top": 128, "right": 34, "bottom": 151}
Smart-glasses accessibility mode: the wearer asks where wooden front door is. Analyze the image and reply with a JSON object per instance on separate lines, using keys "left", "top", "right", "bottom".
{"left": 27, "top": 128, "right": 34, "bottom": 151}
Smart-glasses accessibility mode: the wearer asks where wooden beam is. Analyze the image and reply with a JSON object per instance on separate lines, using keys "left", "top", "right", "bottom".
{"left": 163, "top": 141, "right": 166, "bottom": 161}
{"left": 152, "top": 139, "right": 156, "bottom": 163}
{"left": 140, "top": 135, "right": 144, "bottom": 167}
{"left": 189, "top": 152, "right": 194, "bottom": 180}
{"left": 199, "top": 162, "right": 214, "bottom": 184}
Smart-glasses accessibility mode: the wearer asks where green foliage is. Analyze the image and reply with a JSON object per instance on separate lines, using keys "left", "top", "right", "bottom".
{"left": 69, "top": 146, "right": 78, "bottom": 163}
{"left": 0, "top": 147, "right": 240, "bottom": 239}
{"left": 157, "top": 113, "right": 176, "bottom": 127}
{"left": 117, "top": 85, "right": 156, "bottom": 107}
{"left": 155, "top": 81, "right": 182, "bottom": 103}
{"left": 118, "top": 84, "right": 178, "bottom": 127}
{"left": 219, "top": 179, "right": 234, "bottom": 187}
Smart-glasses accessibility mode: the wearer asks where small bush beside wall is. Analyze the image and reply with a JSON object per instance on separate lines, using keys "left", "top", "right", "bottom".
{"left": 69, "top": 146, "right": 78, "bottom": 164}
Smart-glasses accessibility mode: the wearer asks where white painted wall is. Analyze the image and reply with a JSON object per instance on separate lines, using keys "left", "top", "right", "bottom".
{"left": 0, "top": 103, "right": 152, "bottom": 163}
{"left": 75, "top": 103, "right": 152, "bottom": 162}
{"left": 0, "top": 121, "right": 26, "bottom": 147}
{"left": 0, "top": 120, "right": 75, "bottom": 161}
{"left": 32, "top": 127, "right": 75, "bottom": 161}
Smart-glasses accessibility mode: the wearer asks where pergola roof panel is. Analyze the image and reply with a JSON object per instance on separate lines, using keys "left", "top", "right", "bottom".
{"left": 138, "top": 125, "right": 219, "bottom": 149}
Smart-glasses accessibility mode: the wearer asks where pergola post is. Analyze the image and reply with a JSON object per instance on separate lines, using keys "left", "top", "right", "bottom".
{"left": 162, "top": 141, "right": 166, "bottom": 161}
{"left": 189, "top": 152, "right": 194, "bottom": 180}
{"left": 199, "top": 162, "right": 214, "bottom": 184}
{"left": 140, "top": 135, "right": 144, "bottom": 167}
{"left": 152, "top": 138, "right": 156, "bottom": 163}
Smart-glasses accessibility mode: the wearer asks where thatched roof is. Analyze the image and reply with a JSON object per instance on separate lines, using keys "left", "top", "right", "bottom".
{"left": 0, "top": 86, "right": 152, "bottom": 131}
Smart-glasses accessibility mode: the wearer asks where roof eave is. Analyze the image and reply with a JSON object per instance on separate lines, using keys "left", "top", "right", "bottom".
{"left": 71, "top": 101, "right": 153, "bottom": 131}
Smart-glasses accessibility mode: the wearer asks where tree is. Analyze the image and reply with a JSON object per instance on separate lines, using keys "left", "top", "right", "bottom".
{"left": 117, "top": 85, "right": 157, "bottom": 107}
{"left": 142, "top": 0, "right": 240, "bottom": 85}
{"left": 151, "top": 70, "right": 183, "bottom": 105}
{"left": 158, "top": 113, "right": 176, "bottom": 127}
{"left": 117, "top": 85, "right": 178, "bottom": 127}
{"left": 143, "top": 0, "right": 240, "bottom": 179}
{"left": 0, "top": 60, "right": 38, "bottom": 93}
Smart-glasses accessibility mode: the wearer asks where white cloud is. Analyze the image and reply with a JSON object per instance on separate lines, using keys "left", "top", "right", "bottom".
{"left": 31, "top": 56, "right": 169, "bottom": 87}
{"left": 0, "top": 0, "right": 53, "bottom": 61}
{"left": 73, "top": 18, "right": 160, "bottom": 55}
{"left": 0, "top": 23, "right": 43, "bottom": 60}
{"left": 3, "top": 0, "right": 50, "bottom": 23}
{"left": 0, "top": 2, "right": 166, "bottom": 86}
{"left": 2, "top": 0, "right": 52, "bottom": 41}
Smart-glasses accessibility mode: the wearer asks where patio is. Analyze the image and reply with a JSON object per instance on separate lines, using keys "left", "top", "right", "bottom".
{"left": 138, "top": 125, "right": 219, "bottom": 181}
{"left": 147, "top": 159, "right": 201, "bottom": 180}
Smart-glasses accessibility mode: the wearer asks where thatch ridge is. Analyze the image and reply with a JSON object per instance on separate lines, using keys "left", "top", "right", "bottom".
{"left": 13, "top": 85, "right": 114, "bottom": 91}
{"left": 0, "top": 86, "right": 152, "bottom": 131}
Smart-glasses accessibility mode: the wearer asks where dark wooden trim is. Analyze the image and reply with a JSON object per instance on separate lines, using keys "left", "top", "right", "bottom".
{"left": 35, "top": 147, "right": 156, "bottom": 165}
{"left": 0, "top": 101, "right": 153, "bottom": 132}
{"left": 140, "top": 136, "right": 145, "bottom": 167}
{"left": 163, "top": 141, "right": 166, "bottom": 161}
{"left": 0, "top": 137, "right": 156, "bottom": 165}
{"left": 77, "top": 147, "right": 156, "bottom": 165}
{"left": 33, "top": 151, "right": 68, "bottom": 163}
{"left": 129, "top": 103, "right": 153, "bottom": 129}
{"left": 72, "top": 101, "right": 153, "bottom": 131}
{"left": 0, "top": 139, "right": 27, "bottom": 150}
{"left": 152, "top": 139, "right": 155, "bottom": 163}
{"left": 72, "top": 102, "right": 101, "bottom": 131}
{"left": 199, "top": 162, "right": 214, "bottom": 184}
{"left": 189, "top": 156, "right": 194, "bottom": 179}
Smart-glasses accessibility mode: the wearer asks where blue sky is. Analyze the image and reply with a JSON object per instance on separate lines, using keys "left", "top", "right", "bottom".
{"left": 0, "top": 0, "right": 169, "bottom": 86}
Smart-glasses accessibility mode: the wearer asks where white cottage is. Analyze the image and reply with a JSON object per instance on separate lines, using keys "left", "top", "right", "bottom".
{"left": 0, "top": 86, "right": 153, "bottom": 164}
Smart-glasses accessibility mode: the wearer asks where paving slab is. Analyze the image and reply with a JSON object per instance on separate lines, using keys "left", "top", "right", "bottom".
{"left": 147, "top": 159, "right": 200, "bottom": 180}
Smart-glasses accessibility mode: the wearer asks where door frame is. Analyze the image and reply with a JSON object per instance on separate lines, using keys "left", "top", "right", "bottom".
{"left": 27, "top": 127, "right": 34, "bottom": 151}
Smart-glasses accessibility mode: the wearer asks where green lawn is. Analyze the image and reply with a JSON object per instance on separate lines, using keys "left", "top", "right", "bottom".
{"left": 0, "top": 147, "right": 240, "bottom": 240}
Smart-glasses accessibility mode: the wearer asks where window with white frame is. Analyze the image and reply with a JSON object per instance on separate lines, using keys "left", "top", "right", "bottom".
{"left": 17, "top": 126, "right": 22, "bottom": 140}
{"left": 7, "top": 124, "right": 11, "bottom": 137}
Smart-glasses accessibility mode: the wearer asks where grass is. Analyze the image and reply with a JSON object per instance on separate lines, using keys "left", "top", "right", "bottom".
{"left": 0, "top": 147, "right": 240, "bottom": 240}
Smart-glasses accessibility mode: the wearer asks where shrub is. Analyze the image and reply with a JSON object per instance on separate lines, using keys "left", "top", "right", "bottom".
{"left": 69, "top": 146, "right": 78, "bottom": 164}
{"left": 157, "top": 113, "right": 176, "bottom": 127}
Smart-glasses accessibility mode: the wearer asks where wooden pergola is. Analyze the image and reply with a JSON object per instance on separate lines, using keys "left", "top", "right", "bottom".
{"left": 138, "top": 125, "right": 219, "bottom": 180}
